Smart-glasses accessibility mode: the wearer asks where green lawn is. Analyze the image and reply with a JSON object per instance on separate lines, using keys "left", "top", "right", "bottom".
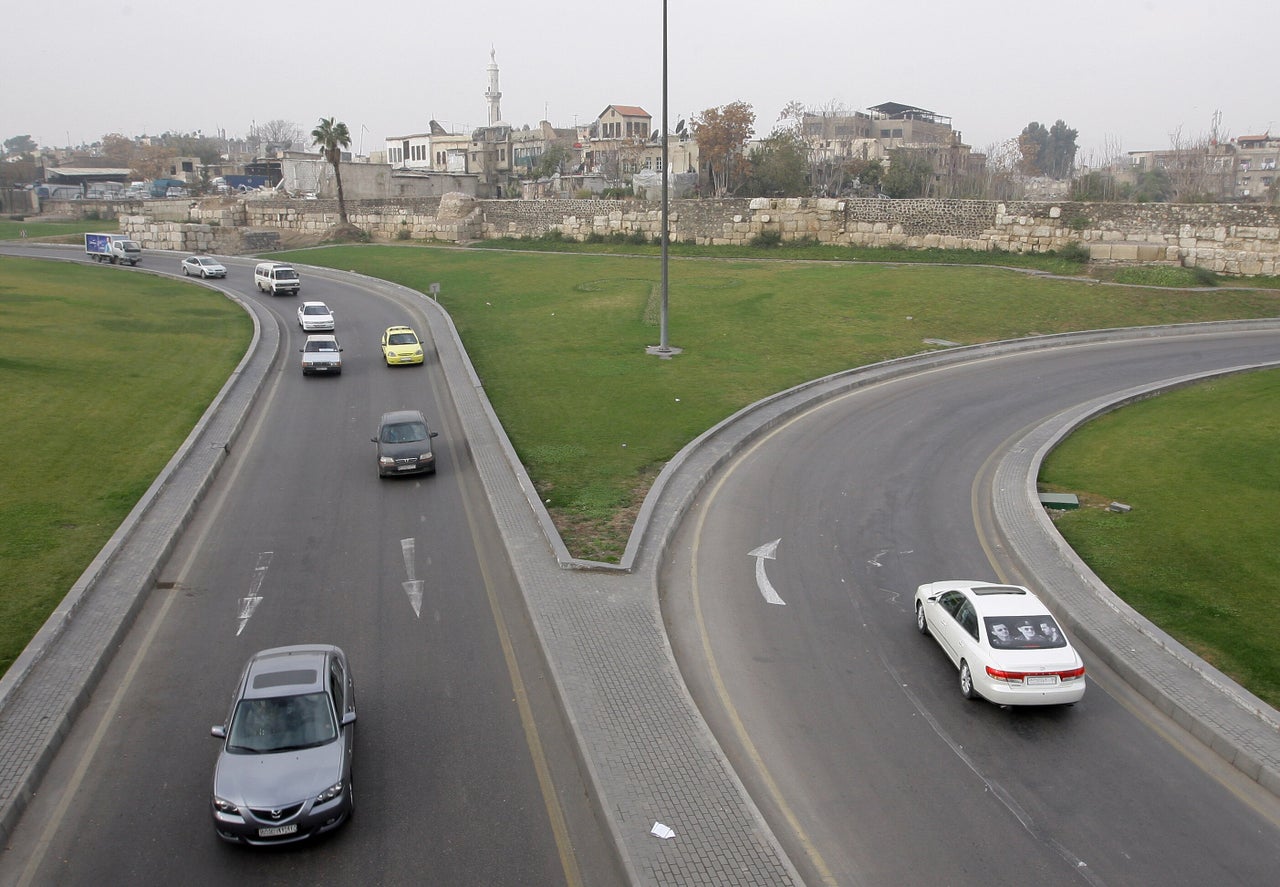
{"left": 277, "top": 244, "right": 1280, "bottom": 560}
{"left": 0, "top": 217, "right": 117, "bottom": 242}
{"left": 1040, "top": 369, "right": 1280, "bottom": 708}
{"left": 0, "top": 257, "right": 251, "bottom": 674}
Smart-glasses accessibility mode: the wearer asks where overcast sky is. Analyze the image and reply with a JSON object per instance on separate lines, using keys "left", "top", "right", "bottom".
{"left": 4, "top": 0, "right": 1273, "bottom": 164}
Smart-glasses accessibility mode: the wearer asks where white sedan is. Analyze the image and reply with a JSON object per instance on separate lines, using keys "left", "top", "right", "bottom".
{"left": 181, "top": 255, "right": 227, "bottom": 278}
{"left": 913, "top": 580, "right": 1085, "bottom": 706}
{"left": 297, "top": 301, "right": 335, "bottom": 331}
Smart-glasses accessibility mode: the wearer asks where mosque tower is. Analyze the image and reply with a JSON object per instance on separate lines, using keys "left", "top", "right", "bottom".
{"left": 485, "top": 48, "right": 503, "bottom": 126}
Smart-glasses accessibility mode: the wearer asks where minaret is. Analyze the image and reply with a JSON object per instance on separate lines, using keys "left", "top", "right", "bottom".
{"left": 485, "top": 48, "right": 503, "bottom": 126}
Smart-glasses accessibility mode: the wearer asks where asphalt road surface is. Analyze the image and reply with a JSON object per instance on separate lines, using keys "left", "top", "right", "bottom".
{"left": 1, "top": 253, "right": 622, "bottom": 887}
{"left": 663, "top": 330, "right": 1280, "bottom": 886}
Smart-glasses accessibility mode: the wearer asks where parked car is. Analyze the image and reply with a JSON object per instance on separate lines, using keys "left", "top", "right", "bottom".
{"left": 181, "top": 255, "right": 227, "bottom": 278}
{"left": 380, "top": 325, "right": 424, "bottom": 366}
{"left": 913, "top": 580, "right": 1086, "bottom": 706}
{"left": 372, "top": 409, "right": 439, "bottom": 477}
{"left": 300, "top": 335, "right": 343, "bottom": 375}
{"left": 297, "top": 301, "right": 335, "bottom": 331}
{"left": 210, "top": 645, "right": 356, "bottom": 845}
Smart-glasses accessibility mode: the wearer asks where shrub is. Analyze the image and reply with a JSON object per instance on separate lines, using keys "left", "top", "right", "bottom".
{"left": 750, "top": 230, "right": 783, "bottom": 248}
{"left": 539, "top": 229, "right": 565, "bottom": 242}
{"left": 1056, "top": 241, "right": 1091, "bottom": 263}
{"left": 625, "top": 229, "right": 648, "bottom": 245}
{"left": 1066, "top": 214, "right": 1090, "bottom": 232}
{"left": 585, "top": 232, "right": 605, "bottom": 244}
{"left": 395, "top": 227, "right": 412, "bottom": 240}
{"left": 607, "top": 232, "right": 628, "bottom": 244}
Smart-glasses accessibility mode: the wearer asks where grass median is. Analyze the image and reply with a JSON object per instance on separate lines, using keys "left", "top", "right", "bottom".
{"left": 278, "top": 244, "right": 1280, "bottom": 562}
{"left": 0, "top": 256, "right": 251, "bottom": 675}
{"left": 1041, "top": 369, "right": 1280, "bottom": 709}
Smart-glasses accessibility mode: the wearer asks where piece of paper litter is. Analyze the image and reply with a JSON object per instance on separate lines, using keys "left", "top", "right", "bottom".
{"left": 650, "top": 822, "right": 675, "bottom": 839}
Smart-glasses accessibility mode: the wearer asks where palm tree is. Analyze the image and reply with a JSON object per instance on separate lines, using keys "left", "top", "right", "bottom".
{"left": 311, "top": 117, "right": 352, "bottom": 224}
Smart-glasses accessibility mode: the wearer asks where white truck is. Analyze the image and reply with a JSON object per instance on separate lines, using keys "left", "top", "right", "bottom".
{"left": 85, "top": 233, "right": 142, "bottom": 266}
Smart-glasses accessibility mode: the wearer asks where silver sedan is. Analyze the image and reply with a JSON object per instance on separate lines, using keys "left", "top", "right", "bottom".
{"left": 180, "top": 255, "right": 227, "bottom": 278}
{"left": 210, "top": 645, "right": 356, "bottom": 845}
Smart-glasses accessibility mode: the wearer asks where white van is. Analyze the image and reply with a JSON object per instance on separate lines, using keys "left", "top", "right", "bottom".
{"left": 254, "top": 262, "right": 301, "bottom": 295}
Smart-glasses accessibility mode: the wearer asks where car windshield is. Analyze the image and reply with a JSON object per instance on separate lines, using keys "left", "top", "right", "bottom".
{"left": 304, "top": 305, "right": 328, "bottom": 315}
{"left": 984, "top": 615, "right": 1067, "bottom": 649}
{"left": 226, "top": 692, "right": 337, "bottom": 754}
{"left": 382, "top": 421, "right": 427, "bottom": 443}
{"left": 276, "top": 269, "right": 298, "bottom": 280}
{"left": 389, "top": 333, "right": 417, "bottom": 346}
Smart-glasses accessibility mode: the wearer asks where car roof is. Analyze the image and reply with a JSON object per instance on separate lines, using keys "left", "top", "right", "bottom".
{"left": 304, "top": 334, "right": 338, "bottom": 343}
{"left": 379, "top": 409, "right": 427, "bottom": 425}
{"left": 301, "top": 301, "right": 329, "bottom": 308}
{"left": 385, "top": 325, "right": 417, "bottom": 334}
{"left": 242, "top": 645, "right": 341, "bottom": 698}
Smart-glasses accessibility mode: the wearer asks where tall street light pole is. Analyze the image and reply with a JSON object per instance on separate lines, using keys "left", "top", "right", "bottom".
{"left": 651, "top": 0, "right": 680, "bottom": 358}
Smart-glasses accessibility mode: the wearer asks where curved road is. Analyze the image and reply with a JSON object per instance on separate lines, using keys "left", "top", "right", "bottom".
{"left": 3, "top": 243, "right": 1280, "bottom": 885}
{"left": 663, "top": 330, "right": 1280, "bottom": 885}
{"left": 0, "top": 251, "right": 621, "bottom": 886}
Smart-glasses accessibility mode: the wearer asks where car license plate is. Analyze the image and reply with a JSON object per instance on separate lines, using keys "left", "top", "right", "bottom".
{"left": 258, "top": 823, "right": 298, "bottom": 837}
{"left": 397, "top": 464, "right": 416, "bottom": 471}
{"left": 1026, "top": 675, "right": 1056, "bottom": 686}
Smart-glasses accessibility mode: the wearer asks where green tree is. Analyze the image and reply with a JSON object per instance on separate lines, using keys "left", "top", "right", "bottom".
{"left": 311, "top": 117, "right": 352, "bottom": 223}
{"left": 1018, "top": 122, "right": 1050, "bottom": 175}
{"left": 535, "top": 145, "right": 570, "bottom": 179}
{"left": 1132, "top": 167, "right": 1174, "bottom": 203}
{"left": 742, "top": 129, "right": 808, "bottom": 197}
{"left": 881, "top": 149, "right": 934, "bottom": 198}
{"left": 3, "top": 134, "right": 37, "bottom": 158}
{"left": 692, "top": 101, "right": 755, "bottom": 197}
{"left": 1018, "top": 120, "right": 1078, "bottom": 179}
{"left": 1046, "top": 120, "right": 1079, "bottom": 179}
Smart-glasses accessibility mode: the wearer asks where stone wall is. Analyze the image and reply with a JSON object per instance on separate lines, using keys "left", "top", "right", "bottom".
{"left": 112, "top": 194, "right": 1280, "bottom": 276}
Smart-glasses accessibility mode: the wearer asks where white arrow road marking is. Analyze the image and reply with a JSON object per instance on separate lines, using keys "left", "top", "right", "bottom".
{"left": 236, "top": 551, "right": 273, "bottom": 635}
{"left": 747, "top": 539, "right": 786, "bottom": 606}
{"left": 401, "top": 538, "right": 423, "bottom": 617}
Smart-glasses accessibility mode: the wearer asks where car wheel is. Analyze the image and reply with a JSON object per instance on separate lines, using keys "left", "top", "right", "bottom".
{"left": 183, "top": 266, "right": 190, "bottom": 276}
{"left": 915, "top": 602, "right": 929, "bottom": 635}
{"left": 959, "top": 661, "right": 978, "bottom": 700}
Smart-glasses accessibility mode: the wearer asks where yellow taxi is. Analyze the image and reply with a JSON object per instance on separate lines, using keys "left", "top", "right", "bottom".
{"left": 380, "top": 325, "right": 425, "bottom": 366}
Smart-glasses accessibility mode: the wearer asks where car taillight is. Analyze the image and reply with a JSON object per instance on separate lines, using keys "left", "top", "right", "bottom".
{"left": 986, "top": 665, "right": 1086, "bottom": 683}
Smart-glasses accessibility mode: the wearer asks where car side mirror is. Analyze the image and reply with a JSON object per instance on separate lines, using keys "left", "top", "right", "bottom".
{"left": 342, "top": 710, "right": 357, "bottom": 726}
{"left": 299, "top": 348, "right": 304, "bottom": 353}
{"left": 370, "top": 437, "right": 378, "bottom": 443}
{"left": 211, "top": 725, "right": 226, "bottom": 739}
{"left": 430, "top": 431, "right": 439, "bottom": 438}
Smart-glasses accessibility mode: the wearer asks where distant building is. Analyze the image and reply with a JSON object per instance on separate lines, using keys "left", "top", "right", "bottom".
{"left": 799, "top": 102, "right": 984, "bottom": 195}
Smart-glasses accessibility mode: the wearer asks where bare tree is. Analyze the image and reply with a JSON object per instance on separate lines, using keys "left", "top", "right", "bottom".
{"left": 253, "top": 119, "right": 301, "bottom": 152}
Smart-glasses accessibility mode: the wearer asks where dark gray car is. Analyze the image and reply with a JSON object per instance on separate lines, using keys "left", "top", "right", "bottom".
{"left": 211, "top": 645, "right": 356, "bottom": 845}
{"left": 372, "top": 409, "right": 440, "bottom": 477}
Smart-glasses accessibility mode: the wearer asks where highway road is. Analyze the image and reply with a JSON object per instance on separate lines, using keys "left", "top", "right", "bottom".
{"left": 663, "top": 330, "right": 1280, "bottom": 885}
{"left": 0, "top": 253, "right": 621, "bottom": 886}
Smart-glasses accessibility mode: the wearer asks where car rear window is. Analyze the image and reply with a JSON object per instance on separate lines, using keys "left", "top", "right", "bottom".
{"left": 984, "top": 616, "right": 1067, "bottom": 649}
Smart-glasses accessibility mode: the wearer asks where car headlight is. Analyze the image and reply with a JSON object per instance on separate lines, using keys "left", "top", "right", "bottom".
{"left": 418, "top": 452, "right": 433, "bottom": 462}
{"left": 378, "top": 456, "right": 396, "bottom": 467}
{"left": 315, "top": 781, "right": 344, "bottom": 804}
{"left": 213, "top": 796, "right": 240, "bottom": 815}
{"left": 413, "top": 348, "right": 423, "bottom": 356}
